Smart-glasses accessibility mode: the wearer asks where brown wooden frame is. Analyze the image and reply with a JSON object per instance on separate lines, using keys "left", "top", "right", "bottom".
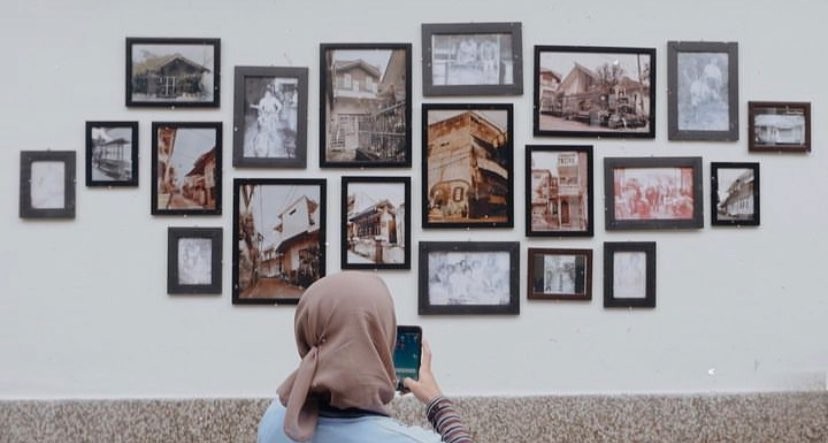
{"left": 527, "top": 248, "right": 592, "bottom": 301}
{"left": 748, "top": 101, "right": 811, "bottom": 153}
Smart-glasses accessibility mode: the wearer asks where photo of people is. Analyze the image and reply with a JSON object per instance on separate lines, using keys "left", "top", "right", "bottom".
{"left": 242, "top": 77, "right": 299, "bottom": 159}
{"left": 677, "top": 52, "right": 730, "bottom": 131}
{"left": 427, "top": 251, "right": 511, "bottom": 306}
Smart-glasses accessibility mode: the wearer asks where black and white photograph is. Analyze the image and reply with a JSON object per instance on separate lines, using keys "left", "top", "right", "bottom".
{"left": 341, "top": 177, "right": 410, "bottom": 270}
{"left": 233, "top": 178, "right": 326, "bottom": 305}
{"left": 85, "top": 121, "right": 138, "bottom": 187}
{"left": 711, "top": 162, "right": 760, "bottom": 226}
{"left": 233, "top": 67, "right": 308, "bottom": 167}
{"left": 19, "top": 151, "right": 75, "bottom": 219}
{"left": 126, "top": 38, "right": 220, "bottom": 107}
{"left": 167, "top": 227, "right": 222, "bottom": 294}
{"left": 320, "top": 43, "right": 411, "bottom": 167}
{"left": 748, "top": 101, "right": 811, "bottom": 153}
{"left": 527, "top": 248, "right": 592, "bottom": 301}
{"left": 604, "top": 242, "right": 656, "bottom": 308}
{"left": 526, "top": 145, "right": 593, "bottom": 237}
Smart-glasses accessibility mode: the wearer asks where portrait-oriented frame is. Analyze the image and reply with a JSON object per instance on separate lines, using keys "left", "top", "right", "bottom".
{"left": 85, "top": 121, "right": 139, "bottom": 187}
{"left": 711, "top": 162, "right": 760, "bottom": 227}
{"left": 19, "top": 151, "right": 76, "bottom": 219}
{"left": 748, "top": 101, "right": 811, "bottom": 153}
{"left": 527, "top": 248, "right": 592, "bottom": 301}
{"left": 167, "top": 227, "right": 223, "bottom": 294}
{"left": 604, "top": 242, "right": 656, "bottom": 309}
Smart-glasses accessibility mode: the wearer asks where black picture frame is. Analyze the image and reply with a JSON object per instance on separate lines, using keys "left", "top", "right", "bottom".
{"left": 341, "top": 176, "right": 411, "bottom": 270}
{"left": 527, "top": 248, "right": 592, "bottom": 301}
{"left": 604, "top": 156, "right": 703, "bottom": 230}
{"left": 525, "top": 145, "right": 594, "bottom": 237}
{"left": 232, "top": 178, "right": 327, "bottom": 305}
{"left": 533, "top": 45, "right": 656, "bottom": 138}
{"left": 418, "top": 241, "right": 519, "bottom": 315}
{"left": 711, "top": 162, "right": 760, "bottom": 227}
{"left": 667, "top": 41, "right": 739, "bottom": 141}
{"left": 748, "top": 101, "right": 811, "bottom": 153}
{"left": 233, "top": 66, "right": 308, "bottom": 168}
{"left": 19, "top": 151, "right": 76, "bottom": 219}
{"left": 167, "top": 227, "right": 223, "bottom": 294}
{"left": 126, "top": 37, "right": 220, "bottom": 108}
{"left": 421, "top": 22, "right": 523, "bottom": 96}
{"left": 603, "top": 242, "right": 656, "bottom": 309}
{"left": 422, "top": 103, "right": 514, "bottom": 229}
{"left": 151, "top": 122, "right": 222, "bottom": 216}
{"left": 85, "top": 121, "right": 139, "bottom": 187}
{"left": 319, "top": 43, "right": 412, "bottom": 168}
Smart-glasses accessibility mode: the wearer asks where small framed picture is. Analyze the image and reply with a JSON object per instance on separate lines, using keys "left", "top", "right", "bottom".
{"left": 604, "top": 242, "right": 656, "bottom": 309}
{"left": 233, "top": 66, "right": 308, "bottom": 168}
{"left": 19, "top": 151, "right": 76, "bottom": 219}
{"left": 667, "top": 41, "right": 739, "bottom": 141}
{"left": 711, "top": 162, "right": 760, "bottom": 226}
{"left": 526, "top": 145, "right": 593, "bottom": 237}
{"left": 604, "top": 157, "right": 703, "bottom": 230}
{"left": 233, "top": 178, "right": 326, "bottom": 305}
{"left": 533, "top": 45, "right": 655, "bottom": 138}
{"left": 126, "top": 37, "right": 220, "bottom": 108}
{"left": 421, "top": 22, "right": 523, "bottom": 96}
{"left": 319, "top": 43, "right": 412, "bottom": 168}
{"left": 167, "top": 227, "right": 222, "bottom": 294}
{"left": 85, "top": 121, "right": 139, "bottom": 187}
{"left": 341, "top": 176, "right": 411, "bottom": 270}
{"left": 748, "top": 101, "right": 811, "bottom": 153}
{"left": 527, "top": 248, "right": 592, "bottom": 301}
{"left": 419, "top": 241, "right": 519, "bottom": 315}
{"left": 151, "top": 122, "right": 222, "bottom": 216}
{"left": 422, "top": 103, "right": 514, "bottom": 229}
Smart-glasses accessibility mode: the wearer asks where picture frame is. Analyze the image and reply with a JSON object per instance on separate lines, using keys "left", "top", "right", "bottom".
{"left": 527, "top": 248, "right": 592, "bottom": 301}
{"left": 233, "top": 66, "right": 308, "bottom": 168}
{"left": 422, "top": 103, "right": 514, "bottom": 229}
{"left": 711, "top": 162, "right": 760, "bottom": 226}
{"left": 421, "top": 22, "right": 523, "bottom": 96}
{"left": 167, "top": 227, "right": 222, "bottom": 294}
{"left": 604, "top": 157, "right": 703, "bottom": 230}
{"left": 85, "top": 121, "right": 139, "bottom": 187}
{"left": 667, "top": 41, "right": 739, "bottom": 141}
{"left": 533, "top": 45, "right": 655, "bottom": 138}
{"left": 341, "top": 176, "right": 411, "bottom": 270}
{"left": 232, "top": 178, "right": 327, "bottom": 305}
{"left": 525, "top": 145, "right": 593, "bottom": 237}
{"left": 604, "top": 242, "right": 656, "bottom": 308}
{"left": 151, "top": 122, "right": 222, "bottom": 216}
{"left": 319, "top": 43, "right": 412, "bottom": 168}
{"left": 418, "top": 241, "right": 519, "bottom": 315}
{"left": 126, "top": 37, "right": 220, "bottom": 108}
{"left": 19, "top": 151, "right": 76, "bottom": 219}
{"left": 748, "top": 101, "right": 811, "bottom": 153}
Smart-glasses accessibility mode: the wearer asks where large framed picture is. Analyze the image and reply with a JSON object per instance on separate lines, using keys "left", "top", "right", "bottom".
{"left": 232, "top": 178, "right": 326, "bottom": 305}
{"left": 604, "top": 157, "right": 703, "bottom": 230}
{"left": 533, "top": 45, "right": 655, "bottom": 138}
{"left": 85, "top": 121, "right": 139, "bottom": 187}
{"left": 151, "top": 122, "right": 222, "bottom": 216}
{"left": 667, "top": 41, "right": 739, "bottom": 141}
{"left": 527, "top": 248, "right": 592, "bottom": 301}
{"left": 525, "top": 145, "right": 593, "bottom": 237}
{"left": 319, "top": 43, "right": 412, "bottom": 168}
{"left": 19, "top": 151, "right": 76, "bottom": 219}
{"left": 711, "top": 162, "right": 760, "bottom": 226}
{"left": 418, "top": 241, "right": 519, "bottom": 315}
{"left": 233, "top": 66, "right": 308, "bottom": 168}
{"left": 422, "top": 103, "right": 514, "bottom": 229}
{"left": 126, "top": 37, "right": 220, "bottom": 108}
{"left": 748, "top": 101, "right": 811, "bottom": 153}
{"left": 604, "top": 242, "right": 656, "bottom": 309}
{"left": 341, "top": 176, "right": 411, "bottom": 270}
{"left": 421, "top": 22, "right": 523, "bottom": 96}
{"left": 167, "top": 227, "right": 222, "bottom": 294}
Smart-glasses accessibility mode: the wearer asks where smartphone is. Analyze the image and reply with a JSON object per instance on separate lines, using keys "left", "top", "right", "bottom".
{"left": 393, "top": 325, "right": 422, "bottom": 391}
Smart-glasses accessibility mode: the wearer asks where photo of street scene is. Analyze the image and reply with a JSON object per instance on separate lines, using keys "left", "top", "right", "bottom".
{"left": 344, "top": 180, "right": 408, "bottom": 268}
{"left": 153, "top": 123, "right": 221, "bottom": 214}
{"left": 677, "top": 52, "right": 730, "bottom": 131}
{"left": 427, "top": 251, "right": 511, "bottom": 306}
{"left": 241, "top": 76, "right": 299, "bottom": 159}
{"left": 535, "top": 254, "right": 586, "bottom": 296}
{"left": 129, "top": 41, "right": 217, "bottom": 104}
{"left": 613, "top": 167, "right": 695, "bottom": 220}
{"left": 431, "top": 33, "right": 514, "bottom": 86}
{"left": 715, "top": 167, "right": 755, "bottom": 221}
{"left": 529, "top": 149, "right": 590, "bottom": 234}
{"left": 87, "top": 124, "right": 136, "bottom": 184}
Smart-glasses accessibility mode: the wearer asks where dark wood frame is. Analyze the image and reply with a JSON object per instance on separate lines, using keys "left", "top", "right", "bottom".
{"left": 421, "top": 22, "right": 523, "bottom": 96}
{"left": 527, "top": 248, "right": 592, "bottom": 301}
{"left": 603, "top": 242, "right": 656, "bottom": 308}
{"left": 748, "top": 101, "right": 811, "bottom": 153}
{"left": 711, "top": 162, "right": 760, "bottom": 227}
{"left": 19, "top": 151, "right": 76, "bottom": 219}
{"left": 167, "top": 227, "right": 223, "bottom": 294}
{"left": 85, "top": 121, "right": 139, "bottom": 187}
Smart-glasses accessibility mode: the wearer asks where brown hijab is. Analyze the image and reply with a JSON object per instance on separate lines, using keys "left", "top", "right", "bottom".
{"left": 277, "top": 271, "right": 397, "bottom": 441}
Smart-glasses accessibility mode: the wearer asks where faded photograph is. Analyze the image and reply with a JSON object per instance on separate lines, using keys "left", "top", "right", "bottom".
{"left": 677, "top": 52, "right": 729, "bottom": 131}
{"left": 428, "top": 251, "right": 510, "bottom": 305}
{"left": 30, "top": 161, "right": 65, "bottom": 209}
{"left": 716, "top": 168, "right": 755, "bottom": 221}
{"left": 345, "top": 182, "right": 406, "bottom": 265}
{"left": 753, "top": 107, "right": 806, "bottom": 147}
{"left": 613, "top": 167, "right": 695, "bottom": 220}
{"left": 431, "top": 33, "right": 513, "bottom": 86}
{"left": 131, "top": 44, "right": 215, "bottom": 103}
{"left": 613, "top": 251, "right": 646, "bottom": 299}
{"left": 155, "top": 126, "right": 218, "bottom": 211}
{"left": 242, "top": 77, "right": 299, "bottom": 159}
{"left": 530, "top": 151, "right": 589, "bottom": 232}
{"left": 90, "top": 126, "right": 134, "bottom": 182}
{"left": 177, "top": 238, "right": 212, "bottom": 285}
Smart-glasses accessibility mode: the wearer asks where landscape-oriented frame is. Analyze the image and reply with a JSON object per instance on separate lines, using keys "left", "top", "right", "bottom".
{"left": 167, "top": 227, "right": 223, "bottom": 294}
{"left": 748, "top": 101, "right": 811, "bottom": 153}
{"left": 604, "top": 242, "right": 656, "bottom": 309}
{"left": 711, "top": 162, "right": 760, "bottom": 227}
{"left": 19, "top": 151, "right": 76, "bottom": 219}
{"left": 85, "top": 121, "right": 139, "bottom": 187}
{"left": 527, "top": 248, "right": 592, "bottom": 301}
{"left": 421, "top": 22, "right": 523, "bottom": 96}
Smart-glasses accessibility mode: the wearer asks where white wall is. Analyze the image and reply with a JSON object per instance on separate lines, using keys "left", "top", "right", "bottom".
{"left": 1, "top": 0, "right": 826, "bottom": 399}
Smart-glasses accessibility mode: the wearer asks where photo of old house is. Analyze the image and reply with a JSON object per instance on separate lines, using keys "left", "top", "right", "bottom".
{"left": 86, "top": 122, "right": 138, "bottom": 187}
{"left": 749, "top": 102, "right": 811, "bottom": 152}
{"left": 342, "top": 177, "right": 410, "bottom": 269}
{"left": 527, "top": 146, "right": 592, "bottom": 236}
{"left": 712, "top": 162, "right": 760, "bottom": 226}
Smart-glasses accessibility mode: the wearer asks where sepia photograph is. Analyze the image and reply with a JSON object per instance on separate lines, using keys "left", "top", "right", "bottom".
{"left": 167, "top": 227, "right": 222, "bottom": 294}
{"left": 604, "top": 242, "right": 656, "bottom": 308}
{"left": 711, "top": 162, "right": 760, "bottom": 226}
{"left": 748, "top": 101, "right": 811, "bottom": 153}
{"left": 19, "top": 151, "right": 75, "bottom": 219}
{"left": 85, "top": 121, "right": 139, "bottom": 187}
{"left": 320, "top": 43, "right": 411, "bottom": 167}
{"left": 526, "top": 145, "right": 593, "bottom": 237}
{"left": 527, "top": 248, "right": 592, "bottom": 300}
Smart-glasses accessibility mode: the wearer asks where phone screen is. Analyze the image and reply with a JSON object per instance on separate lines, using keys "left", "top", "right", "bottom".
{"left": 393, "top": 325, "right": 422, "bottom": 390}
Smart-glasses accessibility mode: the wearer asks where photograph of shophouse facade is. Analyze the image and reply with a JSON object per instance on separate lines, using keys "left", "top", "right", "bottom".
{"left": 613, "top": 167, "right": 695, "bottom": 220}
{"left": 88, "top": 124, "right": 136, "bottom": 183}
{"left": 130, "top": 43, "right": 216, "bottom": 104}
{"left": 715, "top": 168, "right": 755, "bottom": 221}
{"left": 153, "top": 124, "right": 220, "bottom": 214}
{"left": 529, "top": 148, "right": 590, "bottom": 234}
{"left": 343, "top": 179, "right": 408, "bottom": 268}
{"left": 753, "top": 108, "right": 807, "bottom": 147}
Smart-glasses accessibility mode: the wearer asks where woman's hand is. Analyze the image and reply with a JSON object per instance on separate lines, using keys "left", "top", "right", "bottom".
{"left": 403, "top": 339, "right": 443, "bottom": 404}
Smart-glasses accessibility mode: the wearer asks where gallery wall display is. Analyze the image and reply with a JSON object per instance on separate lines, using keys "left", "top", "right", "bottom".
{"left": 603, "top": 242, "right": 656, "bottom": 308}
{"left": 85, "top": 121, "right": 139, "bottom": 187}
{"left": 527, "top": 248, "right": 592, "bottom": 301}
{"left": 19, "top": 151, "right": 76, "bottom": 219}
{"left": 167, "top": 227, "right": 223, "bottom": 294}
{"left": 710, "top": 162, "right": 760, "bottom": 226}
{"left": 748, "top": 101, "right": 811, "bottom": 153}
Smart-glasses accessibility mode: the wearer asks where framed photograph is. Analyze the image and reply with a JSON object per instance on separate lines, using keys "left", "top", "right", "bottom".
{"left": 604, "top": 242, "right": 656, "bottom": 308}
{"left": 233, "top": 66, "right": 308, "bottom": 168}
{"left": 748, "top": 101, "right": 811, "bottom": 153}
{"left": 667, "top": 41, "right": 739, "bottom": 141}
{"left": 526, "top": 145, "right": 593, "bottom": 237}
{"left": 167, "top": 227, "right": 222, "bottom": 294}
{"left": 232, "top": 178, "right": 326, "bottom": 305}
{"left": 711, "top": 162, "right": 760, "bottom": 226}
{"left": 85, "top": 121, "right": 139, "bottom": 187}
{"left": 604, "top": 157, "right": 703, "bottom": 230}
{"left": 421, "top": 22, "right": 523, "bottom": 96}
{"left": 341, "top": 176, "right": 411, "bottom": 270}
{"left": 126, "top": 37, "right": 220, "bottom": 108}
{"left": 19, "top": 151, "right": 76, "bottom": 219}
{"left": 319, "top": 43, "right": 412, "bottom": 168}
{"left": 527, "top": 248, "right": 592, "bottom": 301}
{"left": 533, "top": 45, "right": 655, "bottom": 138}
{"left": 422, "top": 103, "right": 514, "bottom": 228}
{"left": 418, "top": 241, "right": 519, "bottom": 315}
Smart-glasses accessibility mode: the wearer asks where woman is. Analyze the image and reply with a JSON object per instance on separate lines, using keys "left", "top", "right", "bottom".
{"left": 257, "top": 271, "right": 472, "bottom": 442}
